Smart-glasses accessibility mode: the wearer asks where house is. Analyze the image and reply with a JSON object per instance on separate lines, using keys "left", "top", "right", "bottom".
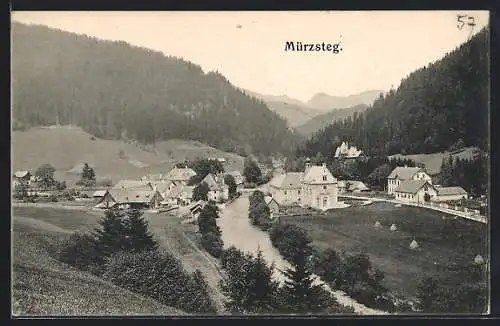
{"left": 162, "top": 185, "right": 184, "bottom": 206}
{"left": 178, "top": 186, "right": 195, "bottom": 206}
{"left": 202, "top": 173, "right": 229, "bottom": 202}
{"left": 112, "top": 180, "right": 153, "bottom": 191}
{"left": 12, "top": 170, "right": 32, "bottom": 187}
{"left": 150, "top": 180, "right": 180, "bottom": 196}
{"left": 301, "top": 162, "right": 338, "bottom": 210}
{"left": 269, "top": 172, "right": 304, "bottom": 206}
{"left": 334, "top": 141, "right": 364, "bottom": 159}
{"left": 264, "top": 195, "right": 280, "bottom": 219}
{"left": 269, "top": 161, "right": 338, "bottom": 210}
{"left": 394, "top": 180, "right": 437, "bottom": 204}
{"left": 225, "top": 171, "right": 245, "bottom": 190}
{"left": 164, "top": 166, "right": 197, "bottom": 185}
{"left": 95, "top": 189, "right": 164, "bottom": 210}
{"left": 186, "top": 200, "right": 207, "bottom": 220}
{"left": 434, "top": 186, "right": 468, "bottom": 202}
{"left": 347, "top": 181, "right": 370, "bottom": 193}
{"left": 92, "top": 190, "right": 108, "bottom": 201}
{"left": 387, "top": 166, "right": 432, "bottom": 195}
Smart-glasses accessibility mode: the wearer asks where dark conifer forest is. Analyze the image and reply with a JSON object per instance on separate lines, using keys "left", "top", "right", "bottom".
{"left": 11, "top": 22, "right": 301, "bottom": 157}
{"left": 297, "top": 28, "right": 489, "bottom": 158}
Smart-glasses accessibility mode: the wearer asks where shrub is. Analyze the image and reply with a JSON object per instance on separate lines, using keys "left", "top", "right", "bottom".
{"left": 270, "top": 224, "right": 312, "bottom": 265}
{"left": 201, "top": 232, "right": 224, "bottom": 258}
{"left": 103, "top": 250, "right": 216, "bottom": 313}
{"left": 57, "top": 232, "right": 104, "bottom": 274}
{"left": 49, "top": 195, "right": 58, "bottom": 202}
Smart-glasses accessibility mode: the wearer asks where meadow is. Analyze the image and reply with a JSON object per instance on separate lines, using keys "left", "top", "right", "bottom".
{"left": 281, "top": 202, "right": 488, "bottom": 300}
{"left": 11, "top": 205, "right": 226, "bottom": 315}
{"left": 12, "top": 126, "right": 244, "bottom": 187}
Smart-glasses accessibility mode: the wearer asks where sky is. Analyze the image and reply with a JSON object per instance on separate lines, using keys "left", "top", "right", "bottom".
{"left": 11, "top": 11, "right": 489, "bottom": 102}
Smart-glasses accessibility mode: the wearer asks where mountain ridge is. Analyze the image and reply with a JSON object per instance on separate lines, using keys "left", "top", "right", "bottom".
{"left": 11, "top": 22, "right": 300, "bottom": 158}
{"left": 245, "top": 88, "right": 383, "bottom": 127}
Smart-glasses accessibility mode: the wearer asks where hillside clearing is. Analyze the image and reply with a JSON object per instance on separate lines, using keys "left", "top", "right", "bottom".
{"left": 12, "top": 225, "right": 183, "bottom": 316}
{"left": 388, "top": 147, "right": 478, "bottom": 175}
{"left": 281, "top": 202, "right": 488, "bottom": 300}
{"left": 12, "top": 127, "right": 244, "bottom": 186}
{"left": 12, "top": 206, "right": 227, "bottom": 315}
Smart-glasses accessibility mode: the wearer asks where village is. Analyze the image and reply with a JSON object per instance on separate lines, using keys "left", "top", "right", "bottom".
{"left": 12, "top": 140, "right": 487, "bottom": 228}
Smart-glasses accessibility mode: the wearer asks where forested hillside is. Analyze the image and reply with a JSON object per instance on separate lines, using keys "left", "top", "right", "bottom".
{"left": 11, "top": 22, "right": 300, "bottom": 157}
{"left": 297, "top": 28, "right": 489, "bottom": 158}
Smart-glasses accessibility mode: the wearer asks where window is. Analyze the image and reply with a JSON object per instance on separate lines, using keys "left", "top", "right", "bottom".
{"left": 323, "top": 175, "right": 327, "bottom": 181}
{"left": 298, "top": 190, "right": 301, "bottom": 195}
{"left": 323, "top": 186, "right": 327, "bottom": 190}
{"left": 284, "top": 191, "right": 287, "bottom": 195}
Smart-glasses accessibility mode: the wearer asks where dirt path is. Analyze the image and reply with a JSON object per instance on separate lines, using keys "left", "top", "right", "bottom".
{"left": 218, "top": 194, "right": 387, "bottom": 315}
{"left": 143, "top": 213, "right": 227, "bottom": 314}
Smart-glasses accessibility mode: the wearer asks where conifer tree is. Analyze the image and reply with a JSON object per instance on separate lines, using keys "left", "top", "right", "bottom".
{"left": 92, "top": 208, "right": 126, "bottom": 258}
{"left": 277, "top": 244, "right": 337, "bottom": 314}
{"left": 219, "top": 247, "right": 279, "bottom": 314}
{"left": 186, "top": 269, "right": 218, "bottom": 314}
{"left": 122, "top": 208, "right": 159, "bottom": 253}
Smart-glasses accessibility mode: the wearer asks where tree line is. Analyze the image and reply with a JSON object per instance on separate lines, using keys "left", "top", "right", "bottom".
{"left": 438, "top": 152, "right": 488, "bottom": 197}
{"left": 12, "top": 22, "right": 301, "bottom": 158}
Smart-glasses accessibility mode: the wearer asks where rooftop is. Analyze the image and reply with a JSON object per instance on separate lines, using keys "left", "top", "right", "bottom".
{"left": 394, "top": 180, "right": 433, "bottom": 194}
{"left": 437, "top": 186, "right": 468, "bottom": 196}
{"left": 387, "top": 166, "right": 423, "bottom": 180}
{"left": 269, "top": 172, "right": 304, "bottom": 189}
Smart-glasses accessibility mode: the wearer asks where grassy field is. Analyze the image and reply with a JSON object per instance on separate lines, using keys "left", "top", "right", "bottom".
{"left": 388, "top": 147, "right": 477, "bottom": 175}
{"left": 281, "top": 202, "right": 488, "bottom": 300}
{"left": 12, "top": 126, "right": 244, "bottom": 186}
{"left": 12, "top": 206, "right": 226, "bottom": 315}
{"left": 12, "top": 214, "right": 184, "bottom": 315}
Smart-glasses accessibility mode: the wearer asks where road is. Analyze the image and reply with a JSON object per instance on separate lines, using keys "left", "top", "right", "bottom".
{"left": 340, "top": 194, "right": 487, "bottom": 224}
{"left": 218, "top": 192, "right": 386, "bottom": 315}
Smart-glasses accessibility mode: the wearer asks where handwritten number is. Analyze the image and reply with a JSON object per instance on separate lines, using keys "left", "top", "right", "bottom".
{"left": 457, "top": 14, "right": 476, "bottom": 39}
{"left": 467, "top": 16, "right": 476, "bottom": 27}
{"left": 457, "top": 15, "right": 466, "bottom": 30}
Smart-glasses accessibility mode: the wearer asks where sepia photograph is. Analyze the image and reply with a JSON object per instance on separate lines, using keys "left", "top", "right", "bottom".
{"left": 10, "top": 10, "right": 490, "bottom": 316}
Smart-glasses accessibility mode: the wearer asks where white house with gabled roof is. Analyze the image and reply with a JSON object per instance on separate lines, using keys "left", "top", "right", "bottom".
{"left": 394, "top": 180, "right": 437, "bottom": 204}
{"left": 268, "top": 160, "right": 338, "bottom": 210}
{"left": 387, "top": 166, "right": 432, "bottom": 195}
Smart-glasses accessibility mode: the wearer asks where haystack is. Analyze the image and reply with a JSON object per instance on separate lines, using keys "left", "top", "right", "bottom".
{"left": 474, "top": 254, "right": 485, "bottom": 265}
{"left": 409, "top": 239, "right": 419, "bottom": 250}
{"left": 374, "top": 221, "right": 381, "bottom": 227}
{"left": 390, "top": 224, "right": 397, "bottom": 231}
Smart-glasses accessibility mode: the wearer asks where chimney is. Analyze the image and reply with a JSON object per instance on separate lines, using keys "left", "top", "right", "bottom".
{"left": 322, "top": 163, "right": 326, "bottom": 168}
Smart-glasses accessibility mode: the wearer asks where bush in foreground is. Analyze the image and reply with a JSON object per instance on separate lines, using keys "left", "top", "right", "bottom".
{"left": 103, "top": 250, "right": 217, "bottom": 314}
{"left": 57, "top": 232, "right": 104, "bottom": 274}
